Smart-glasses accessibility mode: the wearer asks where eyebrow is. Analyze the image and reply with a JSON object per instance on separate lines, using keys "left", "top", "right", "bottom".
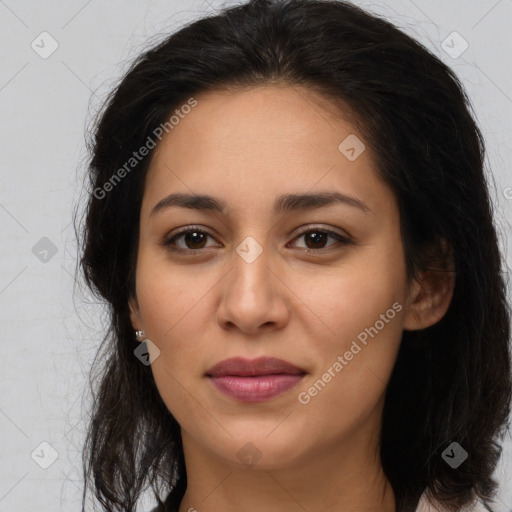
{"left": 150, "top": 191, "right": 370, "bottom": 217}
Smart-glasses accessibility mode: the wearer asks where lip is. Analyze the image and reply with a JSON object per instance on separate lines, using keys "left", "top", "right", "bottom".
{"left": 206, "top": 357, "right": 306, "bottom": 403}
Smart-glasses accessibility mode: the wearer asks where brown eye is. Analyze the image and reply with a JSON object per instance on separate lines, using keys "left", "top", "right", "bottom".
{"left": 162, "top": 225, "right": 352, "bottom": 256}
{"left": 162, "top": 226, "right": 219, "bottom": 254}
{"left": 290, "top": 227, "right": 352, "bottom": 251}
{"left": 304, "top": 231, "right": 328, "bottom": 249}
{"left": 180, "top": 230, "right": 208, "bottom": 249}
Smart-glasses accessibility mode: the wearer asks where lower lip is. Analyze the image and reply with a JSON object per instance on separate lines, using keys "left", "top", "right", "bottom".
{"left": 208, "top": 374, "right": 305, "bottom": 402}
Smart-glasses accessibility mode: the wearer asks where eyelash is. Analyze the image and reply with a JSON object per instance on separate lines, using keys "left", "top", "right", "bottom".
{"left": 161, "top": 224, "right": 353, "bottom": 256}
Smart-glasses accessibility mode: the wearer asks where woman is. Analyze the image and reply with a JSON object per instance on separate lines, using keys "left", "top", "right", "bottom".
{"left": 77, "top": 0, "right": 511, "bottom": 511}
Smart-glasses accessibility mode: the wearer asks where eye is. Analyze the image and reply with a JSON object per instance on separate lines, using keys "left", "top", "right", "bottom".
{"left": 162, "top": 225, "right": 353, "bottom": 256}
{"left": 289, "top": 226, "right": 352, "bottom": 251}
{"left": 162, "top": 226, "right": 219, "bottom": 254}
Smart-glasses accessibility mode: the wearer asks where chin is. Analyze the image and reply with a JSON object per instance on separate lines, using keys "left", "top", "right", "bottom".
{"left": 213, "top": 430, "right": 306, "bottom": 471}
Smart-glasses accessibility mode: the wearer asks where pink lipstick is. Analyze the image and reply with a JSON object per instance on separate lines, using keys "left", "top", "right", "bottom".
{"left": 206, "top": 356, "right": 306, "bottom": 403}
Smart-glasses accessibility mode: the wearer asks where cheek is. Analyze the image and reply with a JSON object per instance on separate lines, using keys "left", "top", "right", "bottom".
{"left": 294, "top": 268, "right": 406, "bottom": 438}
{"left": 135, "top": 246, "right": 211, "bottom": 339}
{"left": 133, "top": 255, "right": 214, "bottom": 393}
{"left": 295, "top": 243, "right": 407, "bottom": 412}
{"left": 135, "top": 265, "right": 211, "bottom": 425}
{"left": 302, "top": 251, "right": 407, "bottom": 344}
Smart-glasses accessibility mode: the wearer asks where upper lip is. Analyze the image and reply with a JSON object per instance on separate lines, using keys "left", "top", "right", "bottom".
{"left": 206, "top": 357, "right": 306, "bottom": 377}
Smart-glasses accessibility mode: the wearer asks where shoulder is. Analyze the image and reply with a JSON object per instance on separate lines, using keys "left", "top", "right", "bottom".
{"left": 415, "top": 491, "right": 489, "bottom": 512}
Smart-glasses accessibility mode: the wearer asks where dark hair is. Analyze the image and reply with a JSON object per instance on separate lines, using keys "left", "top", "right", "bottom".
{"left": 76, "top": 0, "right": 512, "bottom": 511}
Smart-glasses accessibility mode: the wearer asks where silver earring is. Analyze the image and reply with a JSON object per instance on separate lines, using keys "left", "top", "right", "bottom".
{"left": 135, "top": 330, "right": 145, "bottom": 342}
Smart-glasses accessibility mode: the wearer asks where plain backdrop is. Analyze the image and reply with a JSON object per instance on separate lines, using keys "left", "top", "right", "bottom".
{"left": 0, "top": 0, "right": 511, "bottom": 510}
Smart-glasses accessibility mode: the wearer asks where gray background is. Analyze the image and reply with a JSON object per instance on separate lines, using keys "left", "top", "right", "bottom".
{"left": 0, "top": 0, "right": 511, "bottom": 510}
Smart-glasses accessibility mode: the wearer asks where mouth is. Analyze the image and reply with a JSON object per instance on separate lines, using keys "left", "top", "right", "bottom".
{"left": 206, "top": 356, "right": 307, "bottom": 403}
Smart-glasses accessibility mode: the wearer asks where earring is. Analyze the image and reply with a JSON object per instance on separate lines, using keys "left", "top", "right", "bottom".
{"left": 135, "top": 330, "right": 145, "bottom": 342}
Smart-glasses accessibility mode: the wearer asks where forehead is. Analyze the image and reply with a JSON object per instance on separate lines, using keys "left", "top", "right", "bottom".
{"left": 151, "top": 84, "right": 362, "bottom": 163}
{"left": 143, "top": 85, "right": 394, "bottom": 219}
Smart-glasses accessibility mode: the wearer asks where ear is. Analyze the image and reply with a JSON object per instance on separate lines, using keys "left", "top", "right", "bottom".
{"left": 403, "top": 269, "right": 455, "bottom": 330}
{"left": 128, "top": 294, "right": 143, "bottom": 331}
{"left": 403, "top": 239, "right": 456, "bottom": 331}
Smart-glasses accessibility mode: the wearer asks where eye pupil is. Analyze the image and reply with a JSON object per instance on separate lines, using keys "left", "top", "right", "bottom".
{"left": 305, "top": 231, "right": 327, "bottom": 249}
{"left": 185, "top": 231, "right": 207, "bottom": 249}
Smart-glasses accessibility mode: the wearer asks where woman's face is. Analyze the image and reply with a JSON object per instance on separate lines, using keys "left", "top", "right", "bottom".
{"left": 130, "top": 85, "right": 416, "bottom": 470}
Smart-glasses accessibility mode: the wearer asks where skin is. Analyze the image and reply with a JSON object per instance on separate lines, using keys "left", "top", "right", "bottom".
{"left": 129, "top": 84, "right": 454, "bottom": 512}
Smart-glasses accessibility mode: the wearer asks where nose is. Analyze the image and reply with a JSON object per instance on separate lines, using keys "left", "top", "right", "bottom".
{"left": 216, "top": 246, "right": 290, "bottom": 335}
